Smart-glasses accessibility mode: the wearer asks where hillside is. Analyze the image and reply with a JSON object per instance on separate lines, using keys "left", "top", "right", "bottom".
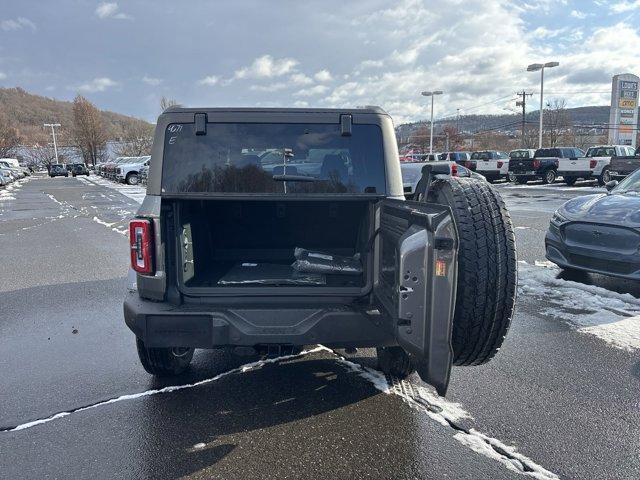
{"left": 0, "top": 87, "right": 152, "bottom": 145}
{"left": 396, "top": 105, "right": 611, "bottom": 139}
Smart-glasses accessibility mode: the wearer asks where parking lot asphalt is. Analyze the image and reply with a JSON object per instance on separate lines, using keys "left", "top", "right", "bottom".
{"left": 1, "top": 175, "right": 639, "bottom": 479}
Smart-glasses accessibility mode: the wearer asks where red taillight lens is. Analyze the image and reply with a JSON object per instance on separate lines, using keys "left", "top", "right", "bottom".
{"left": 533, "top": 160, "right": 540, "bottom": 170}
{"left": 451, "top": 162, "right": 458, "bottom": 176}
{"left": 590, "top": 159, "right": 597, "bottom": 169}
{"left": 129, "top": 219, "right": 154, "bottom": 275}
{"left": 497, "top": 161, "right": 504, "bottom": 168}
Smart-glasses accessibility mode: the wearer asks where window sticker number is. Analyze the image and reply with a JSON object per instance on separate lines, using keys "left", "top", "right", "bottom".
{"left": 168, "top": 124, "right": 183, "bottom": 133}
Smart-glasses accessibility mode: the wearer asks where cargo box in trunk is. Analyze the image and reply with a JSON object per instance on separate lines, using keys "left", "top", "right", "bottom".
{"left": 170, "top": 199, "right": 375, "bottom": 295}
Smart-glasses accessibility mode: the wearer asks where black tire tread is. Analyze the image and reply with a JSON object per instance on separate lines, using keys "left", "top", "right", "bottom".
{"left": 428, "top": 177, "right": 517, "bottom": 366}
{"left": 136, "top": 338, "right": 194, "bottom": 376}
{"left": 377, "top": 346, "right": 415, "bottom": 378}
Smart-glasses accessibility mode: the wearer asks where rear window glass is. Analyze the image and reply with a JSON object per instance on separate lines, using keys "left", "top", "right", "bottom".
{"left": 509, "top": 150, "right": 530, "bottom": 159}
{"left": 161, "top": 123, "right": 386, "bottom": 194}
{"left": 400, "top": 163, "right": 425, "bottom": 184}
{"left": 586, "top": 147, "right": 616, "bottom": 157}
{"left": 534, "top": 148, "right": 561, "bottom": 158}
{"left": 471, "top": 151, "right": 492, "bottom": 160}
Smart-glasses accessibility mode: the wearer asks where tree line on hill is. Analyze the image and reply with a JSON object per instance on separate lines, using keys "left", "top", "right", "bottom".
{"left": 0, "top": 87, "right": 180, "bottom": 166}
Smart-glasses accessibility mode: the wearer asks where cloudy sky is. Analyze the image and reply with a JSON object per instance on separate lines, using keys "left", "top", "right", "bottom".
{"left": 2, "top": 0, "right": 640, "bottom": 124}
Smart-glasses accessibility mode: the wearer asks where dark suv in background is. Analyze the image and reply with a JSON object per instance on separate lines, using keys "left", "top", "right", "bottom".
{"left": 49, "top": 164, "right": 68, "bottom": 178}
{"left": 71, "top": 163, "right": 90, "bottom": 176}
{"left": 509, "top": 147, "right": 583, "bottom": 184}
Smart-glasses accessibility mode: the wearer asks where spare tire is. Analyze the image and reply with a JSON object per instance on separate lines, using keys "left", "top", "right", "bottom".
{"left": 427, "top": 177, "right": 517, "bottom": 366}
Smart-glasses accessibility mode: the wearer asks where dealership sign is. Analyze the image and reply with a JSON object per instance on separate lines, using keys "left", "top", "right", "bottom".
{"left": 609, "top": 74, "right": 639, "bottom": 147}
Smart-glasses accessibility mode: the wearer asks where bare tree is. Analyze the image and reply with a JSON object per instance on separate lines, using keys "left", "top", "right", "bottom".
{"left": 544, "top": 99, "right": 570, "bottom": 147}
{"left": 408, "top": 124, "right": 430, "bottom": 151}
{"left": 24, "top": 144, "right": 56, "bottom": 169}
{"left": 72, "top": 95, "right": 107, "bottom": 166}
{"left": 115, "top": 121, "right": 154, "bottom": 156}
{"left": 0, "top": 111, "right": 21, "bottom": 157}
{"left": 160, "top": 96, "right": 180, "bottom": 112}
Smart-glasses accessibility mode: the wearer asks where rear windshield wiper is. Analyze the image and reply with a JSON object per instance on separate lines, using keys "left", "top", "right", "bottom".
{"left": 272, "top": 174, "right": 320, "bottom": 182}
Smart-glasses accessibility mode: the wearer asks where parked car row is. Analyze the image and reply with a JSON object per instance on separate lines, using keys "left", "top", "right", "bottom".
{"left": 96, "top": 156, "right": 150, "bottom": 185}
{"left": 0, "top": 158, "right": 31, "bottom": 186}
{"left": 401, "top": 145, "right": 640, "bottom": 186}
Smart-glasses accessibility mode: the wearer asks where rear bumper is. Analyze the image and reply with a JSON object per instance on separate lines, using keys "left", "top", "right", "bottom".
{"left": 545, "top": 228, "right": 640, "bottom": 280}
{"left": 476, "top": 169, "right": 504, "bottom": 177}
{"left": 123, "top": 291, "right": 395, "bottom": 348}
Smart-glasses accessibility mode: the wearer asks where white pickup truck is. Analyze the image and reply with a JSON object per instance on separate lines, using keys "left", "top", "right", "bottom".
{"left": 467, "top": 150, "right": 510, "bottom": 182}
{"left": 115, "top": 156, "right": 150, "bottom": 185}
{"left": 561, "top": 145, "right": 635, "bottom": 186}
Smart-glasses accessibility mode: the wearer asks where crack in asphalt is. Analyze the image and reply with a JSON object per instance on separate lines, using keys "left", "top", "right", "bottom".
{"left": 0, "top": 347, "right": 326, "bottom": 433}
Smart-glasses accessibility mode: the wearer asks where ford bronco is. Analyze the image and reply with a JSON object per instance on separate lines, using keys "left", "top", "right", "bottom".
{"left": 123, "top": 107, "right": 517, "bottom": 395}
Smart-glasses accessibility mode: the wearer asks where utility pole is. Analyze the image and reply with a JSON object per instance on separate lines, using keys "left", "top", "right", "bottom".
{"left": 456, "top": 108, "right": 461, "bottom": 134}
{"left": 44, "top": 123, "right": 61, "bottom": 164}
{"left": 515, "top": 92, "right": 532, "bottom": 148}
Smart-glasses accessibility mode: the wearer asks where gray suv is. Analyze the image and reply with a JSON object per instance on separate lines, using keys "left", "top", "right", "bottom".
{"left": 124, "top": 107, "right": 516, "bottom": 395}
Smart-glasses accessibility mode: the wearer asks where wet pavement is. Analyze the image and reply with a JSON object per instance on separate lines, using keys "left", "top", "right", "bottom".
{"left": 1, "top": 174, "right": 639, "bottom": 479}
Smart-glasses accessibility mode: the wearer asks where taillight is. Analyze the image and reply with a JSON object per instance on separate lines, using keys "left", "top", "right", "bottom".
{"left": 129, "top": 219, "right": 154, "bottom": 275}
{"left": 590, "top": 160, "right": 597, "bottom": 169}
{"left": 451, "top": 162, "right": 458, "bottom": 176}
{"left": 497, "top": 161, "right": 504, "bottom": 168}
{"left": 533, "top": 160, "right": 540, "bottom": 170}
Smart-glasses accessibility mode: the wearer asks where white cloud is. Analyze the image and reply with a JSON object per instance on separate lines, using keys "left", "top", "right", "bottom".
{"left": 531, "top": 26, "right": 568, "bottom": 39}
{"left": 290, "top": 73, "right": 314, "bottom": 85}
{"left": 95, "top": 2, "right": 133, "bottom": 20}
{"left": 610, "top": 1, "right": 640, "bottom": 13}
{"left": 142, "top": 76, "right": 162, "bottom": 86}
{"left": 1, "top": 17, "right": 36, "bottom": 31}
{"left": 78, "top": 77, "right": 119, "bottom": 92}
{"left": 294, "top": 85, "right": 329, "bottom": 97}
{"left": 0, "top": 72, "right": 6, "bottom": 80}
{"left": 358, "top": 59, "right": 384, "bottom": 69}
{"left": 249, "top": 83, "right": 287, "bottom": 92}
{"left": 293, "top": 100, "right": 309, "bottom": 107}
{"left": 570, "top": 9, "right": 587, "bottom": 19}
{"left": 234, "top": 55, "right": 298, "bottom": 80}
{"left": 314, "top": 70, "right": 333, "bottom": 82}
{"left": 197, "top": 75, "right": 219, "bottom": 86}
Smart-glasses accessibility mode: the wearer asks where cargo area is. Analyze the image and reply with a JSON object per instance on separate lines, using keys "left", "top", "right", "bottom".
{"left": 172, "top": 200, "right": 374, "bottom": 290}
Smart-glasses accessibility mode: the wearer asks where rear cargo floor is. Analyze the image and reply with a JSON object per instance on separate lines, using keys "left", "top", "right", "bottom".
{"left": 174, "top": 199, "right": 373, "bottom": 290}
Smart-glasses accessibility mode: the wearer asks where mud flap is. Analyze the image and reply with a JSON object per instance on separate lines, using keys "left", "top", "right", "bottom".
{"left": 375, "top": 200, "right": 458, "bottom": 395}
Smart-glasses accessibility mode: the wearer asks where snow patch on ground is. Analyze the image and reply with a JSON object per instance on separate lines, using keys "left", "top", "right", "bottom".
{"left": 91, "top": 215, "right": 127, "bottom": 235}
{"left": 324, "top": 347, "right": 557, "bottom": 479}
{"left": 92, "top": 216, "right": 115, "bottom": 227}
{"left": 0, "top": 177, "right": 31, "bottom": 204}
{"left": 518, "top": 261, "right": 640, "bottom": 351}
{"left": 80, "top": 176, "right": 146, "bottom": 204}
{"left": 497, "top": 183, "right": 605, "bottom": 194}
{"left": 454, "top": 431, "right": 558, "bottom": 480}
{"left": 46, "top": 193, "right": 63, "bottom": 205}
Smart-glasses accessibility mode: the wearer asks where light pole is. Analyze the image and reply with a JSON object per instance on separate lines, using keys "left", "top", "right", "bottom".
{"left": 44, "top": 123, "right": 61, "bottom": 164}
{"left": 421, "top": 90, "right": 443, "bottom": 155}
{"left": 527, "top": 62, "right": 559, "bottom": 148}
